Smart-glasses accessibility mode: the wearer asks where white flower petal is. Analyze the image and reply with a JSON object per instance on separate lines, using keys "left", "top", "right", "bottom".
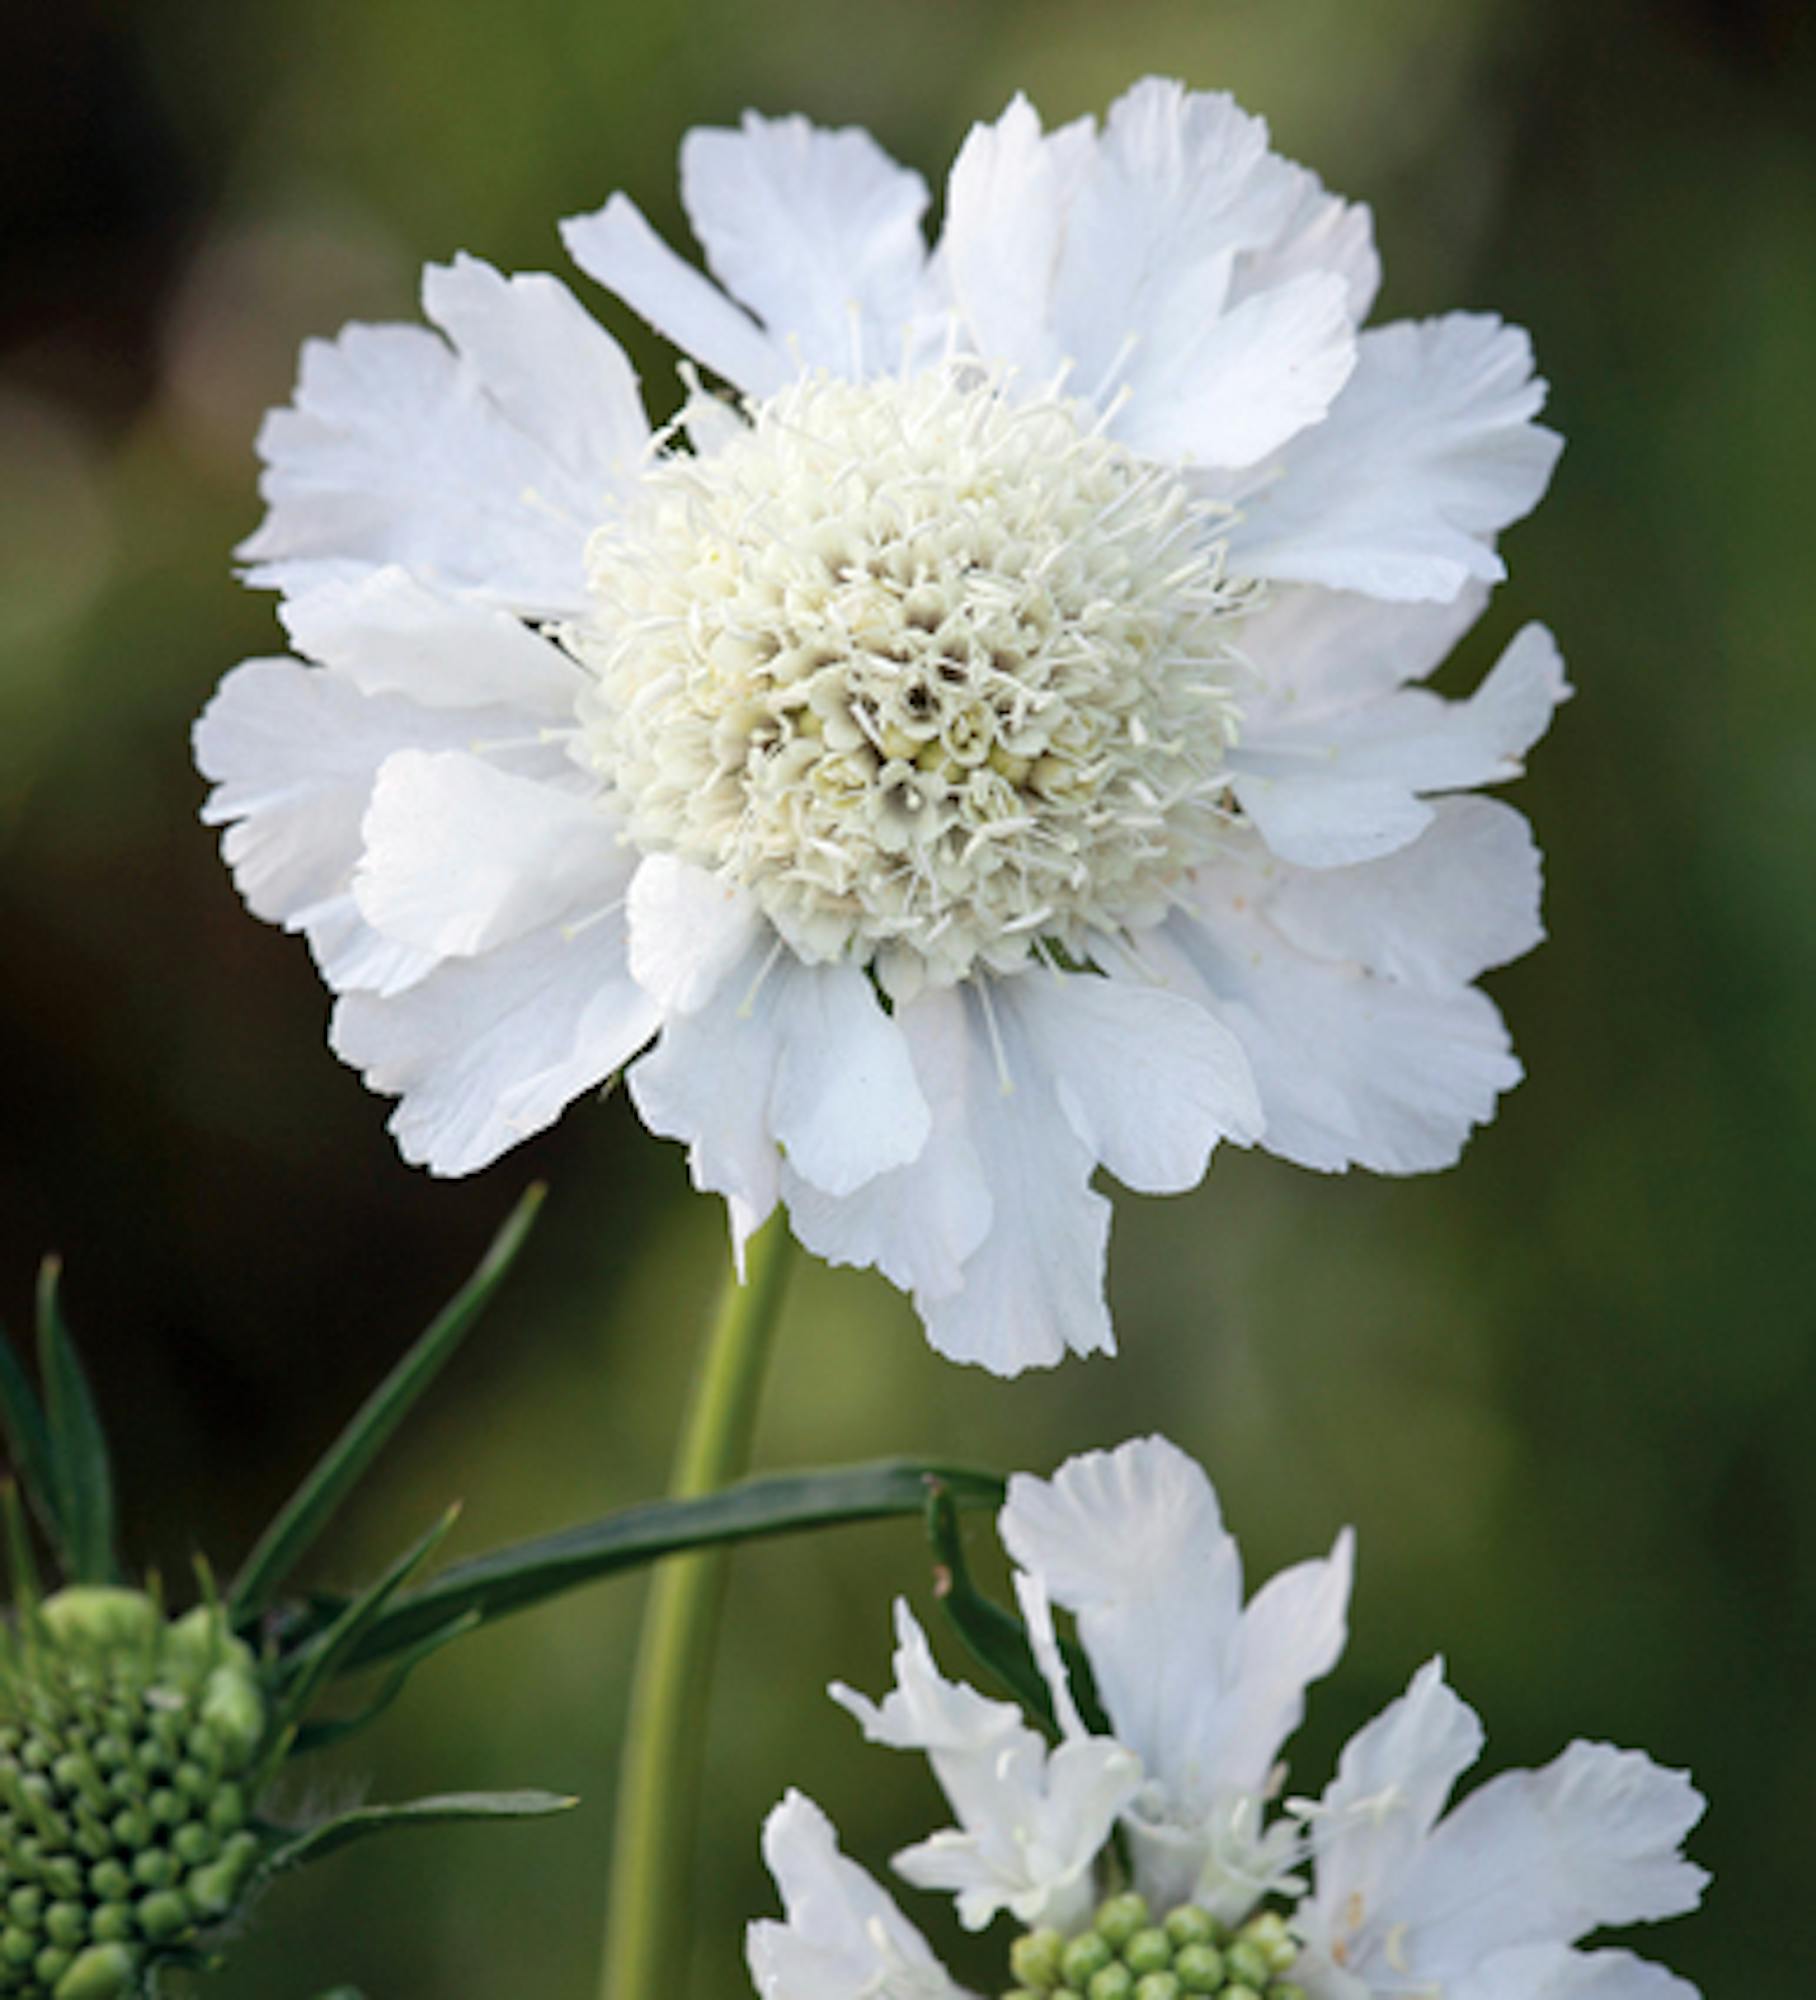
{"left": 939, "top": 94, "right": 1093, "bottom": 377}
{"left": 680, "top": 113, "right": 930, "bottom": 376}
{"left": 1233, "top": 624, "right": 1569, "bottom": 865}
{"left": 913, "top": 989, "right": 1113, "bottom": 1375}
{"left": 782, "top": 986, "right": 991, "bottom": 1298}
{"left": 628, "top": 952, "right": 929, "bottom": 1244}
{"left": 768, "top": 963, "right": 931, "bottom": 1197}
{"left": 834, "top": 1603, "right": 1135, "bottom": 1935}
{"left": 1160, "top": 888, "right": 1524, "bottom": 1174}
{"left": 625, "top": 853, "right": 762, "bottom": 1015}
{"left": 1230, "top": 161, "right": 1380, "bottom": 320}
{"left": 1000, "top": 1437, "right": 1243, "bottom": 1785}
{"left": 1264, "top": 797, "right": 1543, "bottom": 990}
{"left": 1115, "top": 272, "right": 1357, "bottom": 470}
{"left": 560, "top": 193, "right": 789, "bottom": 396}
{"left": 420, "top": 252, "right": 647, "bottom": 491}
{"left": 239, "top": 278, "right": 636, "bottom": 616}
{"left": 1399, "top": 1741, "right": 1707, "bottom": 1976}
{"left": 1229, "top": 772, "right": 1437, "bottom": 871}
{"left": 193, "top": 658, "right": 487, "bottom": 996}
{"left": 1010, "top": 968, "right": 1263, "bottom": 1194}
{"left": 1451, "top": 1945, "right": 1702, "bottom": 2000}
{"left": 1040, "top": 81, "right": 1355, "bottom": 465}
{"left": 329, "top": 913, "right": 658, "bottom": 1174}
{"left": 1308, "top": 1657, "right": 1486, "bottom": 1946}
{"left": 748, "top": 1790, "right": 968, "bottom": 2000}
{"left": 279, "top": 565, "right": 586, "bottom": 718}
{"left": 1236, "top": 583, "right": 1491, "bottom": 727}
{"left": 1231, "top": 314, "right": 1563, "bottom": 602}
{"left": 353, "top": 749, "right": 623, "bottom": 958}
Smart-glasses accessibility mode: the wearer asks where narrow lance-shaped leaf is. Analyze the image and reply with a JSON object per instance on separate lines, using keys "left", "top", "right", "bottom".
{"left": 924, "top": 1478, "right": 1110, "bottom": 1739}
{"left": 292, "top": 1610, "right": 481, "bottom": 1754}
{"left": 335, "top": 1459, "right": 1005, "bottom": 1673}
{"left": 261, "top": 1791, "right": 577, "bottom": 1877}
{"left": 0, "top": 1331, "right": 58, "bottom": 1556}
{"left": 231, "top": 1184, "right": 545, "bottom": 1626}
{"left": 255, "top": 1507, "right": 461, "bottom": 1793}
{"left": 36, "top": 1258, "right": 118, "bottom": 1585}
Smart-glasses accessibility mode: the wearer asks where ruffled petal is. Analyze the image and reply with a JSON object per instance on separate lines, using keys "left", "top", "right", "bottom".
{"left": 1235, "top": 583, "right": 1491, "bottom": 728}
{"left": 194, "top": 657, "right": 517, "bottom": 997}
{"left": 560, "top": 193, "right": 790, "bottom": 396}
{"left": 748, "top": 1791, "right": 969, "bottom": 2000}
{"left": 939, "top": 94, "right": 1094, "bottom": 378}
{"left": 240, "top": 262, "right": 645, "bottom": 615}
{"left": 1231, "top": 624, "right": 1569, "bottom": 867}
{"left": 328, "top": 912, "right": 659, "bottom": 1174}
{"left": 1264, "top": 797, "right": 1543, "bottom": 990}
{"left": 1159, "top": 878, "right": 1524, "bottom": 1175}
{"left": 1229, "top": 161, "right": 1379, "bottom": 320}
{"left": 1041, "top": 81, "right": 1355, "bottom": 466}
{"left": 279, "top": 564, "right": 587, "bottom": 718}
{"left": 353, "top": 749, "right": 624, "bottom": 958}
{"left": 782, "top": 986, "right": 993, "bottom": 1300}
{"left": 1451, "top": 1946, "right": 1702, "bottom": 2000}
{"left": 680, "top": 114, "right": 930, "bottom": 376}
{"left": 627, "top": 953, "right": 930, "bottom": 1247}
{"left": 1011, "top": 967, "right": 1262, "bottom": 1193}
{"left": 999, "top": 1438, "right": 1244, "bottom": 1784}
{"left": 1306, "top": 1658, "right": 1486, "bottom": 1953}
{"left": 832, "top": 1603, "right": 1137, "bottom": 1934}
{"left": 625, "top": 853, "right": 762, "bottom": 1015}
{"left": 1230, "top": 314, "right": 1563, "bottom": 602}
{"left": 912, "top": 987, "right": 1112, "bottom": 1375}
{"left": 1398, "top": 1741, "right": 1707, "bottom": 1977}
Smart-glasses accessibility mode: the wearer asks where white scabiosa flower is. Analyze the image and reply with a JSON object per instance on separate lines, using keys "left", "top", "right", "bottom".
{"left": 760, "top": 1437, "right": 1704, "bottom": 1999}
{"left": 196, "top": 79, "right": 1568, "bottom": 1373}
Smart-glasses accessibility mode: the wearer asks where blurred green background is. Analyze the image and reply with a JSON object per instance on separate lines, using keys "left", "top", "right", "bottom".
{"left": 2, "top": 0, "right": 1812, "bottom": 1992}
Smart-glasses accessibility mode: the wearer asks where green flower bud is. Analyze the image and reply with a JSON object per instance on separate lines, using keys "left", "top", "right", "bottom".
{"left": 1133, "top": 1977, "right": 1180, "bottom": 2000}
{"left": 1225, "top": 1941, "right": 1271, "bottom": 1988}
{"left": 1238, "top": 1912, "right": 1297, "bottom": 1973}
{"left": 1124, "top": 1929, "right": 1171, "bottom": 1976}
{"left": 1174, "top": 1942, "right": 1225, "bottom": 1992}
{"left": 1, "top": 1587, "right": 269, "bottom": 1995}
{"left": 1270, "top": 1987, "right": 1308, "bottom": 2000}
{"left": 1061, "top": 1933, "right": 1115, "bottom": 1988}
{"left": 1094, "top": 1895, "right": 1150, "bottom": 1948}
{"left": 52, "top": 1943, "right": 141, "bottom": 2000}
{"left": 1223, "top": 1988, "right": 1263, "bottom": 2000}
{"left": 1011, "top": 1929, "right": 1069, "bottom": 1990}
{"left": 1163, "top": 1906, "right": 1219, "bottom": 1948}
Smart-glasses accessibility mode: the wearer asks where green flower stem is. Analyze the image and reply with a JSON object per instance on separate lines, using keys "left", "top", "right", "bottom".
{"left": 599, "top": 1214, "right": 797, "bottom": 2000}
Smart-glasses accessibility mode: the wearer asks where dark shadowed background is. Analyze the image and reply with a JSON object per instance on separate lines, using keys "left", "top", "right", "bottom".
{"left": 2, "top": 0, "right": 1812, "bottom": 1992}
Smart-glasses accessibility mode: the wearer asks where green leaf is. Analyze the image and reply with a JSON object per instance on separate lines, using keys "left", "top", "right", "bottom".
{"left": 2, "top": 1483, "right": 42, "bottom": 1617}
{"left": 230, "top": 1185, "right": 545, "bottom": 1626}
{"left": 923, "top": 1478, "right": 1109, "bottom": 1738}
{"left": 256, "top": 1507, "right": 461, "bottom": 1792}
{"left": 292, "top": 1610, "right": 481, "bottom": 1753}
{"left": 340, "top": 1459, "right": 1004, "bottom": 1672}
{"left": 35, "top": 1258, "right": 118, "bottom": 1585}
{"left": 0, "top": 1331, "right": 58, "bottom": 1556}
{"left": 261, "top": 1790, "right": 577, "bottom": 1875}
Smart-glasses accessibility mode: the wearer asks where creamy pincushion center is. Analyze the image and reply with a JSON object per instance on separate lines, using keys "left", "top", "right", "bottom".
{"left": 573, "top": 365, "right": 1253, "bottom": 996}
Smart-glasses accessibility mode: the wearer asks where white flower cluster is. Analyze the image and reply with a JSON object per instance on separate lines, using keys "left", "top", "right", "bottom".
{"left": 749, "top": 1439, "right": 1706, "bottom": 2000}
{"left": 197, "top": 79, "right": 1568, "bottom": 1373}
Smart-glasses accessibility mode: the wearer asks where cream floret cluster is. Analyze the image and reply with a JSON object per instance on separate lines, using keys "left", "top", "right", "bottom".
{"left": 198, "top": 78, "right": 1568, "bottom": 1374}
{"left": 577, "top": 367, "right": 1247, "bottom": 994}
{"left": 748, "top": 1440, "right": 1707, "bottom": 2000}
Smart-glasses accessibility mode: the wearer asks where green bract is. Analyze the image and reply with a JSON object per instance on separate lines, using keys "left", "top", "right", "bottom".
{"left": 1007, "top": 1897, "right": 1307, "bottom": 2000}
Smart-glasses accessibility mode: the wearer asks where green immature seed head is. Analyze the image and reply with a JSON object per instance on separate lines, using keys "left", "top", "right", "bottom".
{"left": 0, "top": 1588, "right": 267, "bottom": 1999}
{"left": 1005, "top": 1895, "right": 1306, "bottom": 2000}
